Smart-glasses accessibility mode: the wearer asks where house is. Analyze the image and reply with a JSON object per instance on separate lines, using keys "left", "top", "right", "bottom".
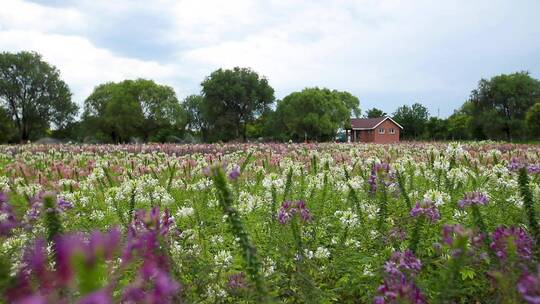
{"left": 345, "top": 117, "right": 403, "bottom": 143}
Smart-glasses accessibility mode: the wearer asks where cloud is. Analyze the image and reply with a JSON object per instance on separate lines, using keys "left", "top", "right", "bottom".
{"left": 0, "top": 30, "right": 178, "bottom": 107}
{"left": 1, "top": 0, "right": 540, "bottom": 116}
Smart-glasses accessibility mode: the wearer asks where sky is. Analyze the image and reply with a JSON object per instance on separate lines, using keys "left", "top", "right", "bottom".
{"left": 1, "top": 0, "right": 539, "bottom": 117}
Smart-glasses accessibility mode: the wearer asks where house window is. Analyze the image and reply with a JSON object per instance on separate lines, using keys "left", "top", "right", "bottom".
{"left": 389, "top": 128, "right": 395, "bottom": 134}
{"left": 378, "top": 128, "right": 385, "bottom": 134}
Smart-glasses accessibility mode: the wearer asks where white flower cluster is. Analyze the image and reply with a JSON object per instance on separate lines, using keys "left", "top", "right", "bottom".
{"left": 262, "top": 173, "right": 284, "bottom": 190}
{"left": 314, "top": 246, "right": 331, "bottom": 259}
{"left": 0, "top": 176, "right": 10, "bottom": 192}
{"left": 334, "top": 209, "right": 360, "bottom": 228}
{"left": 236, "top": 191, "right": 262, "bottom": 214}
{"left": 176, "top": 206, "right": 195, "bottom": 218}
{"left": 423, "top": 189, "right": 450, "bottom": 206}
{"left": 447, "top": 167, "right": 469, "bottom": 187}
{"left": 105, "top": 175, "right": 173, "bottom": 208}
{"left": 16, "top": 183, "right": 42, "bottom": 198}
{"left": 214, "top": 250, "right": 233, "bottom": 268}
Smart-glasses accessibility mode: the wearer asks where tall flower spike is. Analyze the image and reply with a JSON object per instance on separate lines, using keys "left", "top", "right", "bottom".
{"left": 491, "top": 225, "right": 533, "bottom": 263}
{"left": 458, "top": 192, "right": 489, "bottom": 209}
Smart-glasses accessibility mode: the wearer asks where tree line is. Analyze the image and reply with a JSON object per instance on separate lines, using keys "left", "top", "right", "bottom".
{"left": 1, "top": 51, "right": 539, "bottom": 143}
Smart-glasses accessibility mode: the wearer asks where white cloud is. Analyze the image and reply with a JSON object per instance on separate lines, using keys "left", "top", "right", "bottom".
{"left": 0, "top": 0, "right": 539, "bottom": 116}
{"left": 0, "top": 30, "right": 178, "bottom": 106}
{"left": 0, "top": 0, "right": 87, "bottom": 33}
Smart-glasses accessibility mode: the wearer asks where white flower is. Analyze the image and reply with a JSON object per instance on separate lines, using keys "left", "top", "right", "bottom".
{"left": 176, "top": 207, "right": 195, "bottom": 218}
{"left": 423, "top": 189, "right": 450, "bottom": 206}
{"left": 214, "top": 250, "right": 233, "bottom": 268}
{"left": 314, "top": 246, "right": 331, "bottom": 259}
{"left": 334, "top": 209, "right": 359, "bottom": 228}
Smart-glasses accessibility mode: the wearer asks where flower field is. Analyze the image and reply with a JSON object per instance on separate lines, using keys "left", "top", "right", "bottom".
{"left": 1, "top": 142, "right": 540, "bottom": 303}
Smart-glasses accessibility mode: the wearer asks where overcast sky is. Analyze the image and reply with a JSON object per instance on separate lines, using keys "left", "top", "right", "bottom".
{"left": 1, "top": 0, "right": 539, "bottom": 117}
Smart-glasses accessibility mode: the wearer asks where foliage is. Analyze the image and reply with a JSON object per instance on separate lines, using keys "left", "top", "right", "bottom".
{"left": 0, "top": 107, "right": 16, "bottom": 143}
{"left": 201, "top": 67, "right": 275, "bottom": 142}
{"left": 0, "top": 142, "right": 539, "bottom": 302}
{"left": 183, "top": 94, "right": 210, "bottom": 142}
{"left": 392, "top": 103, "right": 429, "bottom": 139}
{"left": 0, "top": 51, "right": 78, "bottom": 141}
{"left": 364, "top": 108, "right": 386, "bottom": 118}
{"left": 83, "top": 79, "right": 186, "bottom": 143}
{"left": 424, "top": 117, "right": 449, "bottom": 140}
{"left": 526, "top": 102, "right": 540, "bottom": 138}
{"left": 467, "top": 71, "right": 540, "bottom": 141}
{"left": 274, "top": 87, "right": 360, "bottom": 141}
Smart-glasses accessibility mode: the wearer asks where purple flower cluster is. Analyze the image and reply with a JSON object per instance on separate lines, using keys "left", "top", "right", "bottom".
{"left": 410, "top": 199, "right": 440, "bottom": 222}
{"left": 457, "top": 192, "right": 489, "bottom": 208}
{"left": 508, "top": 159, "right": 540, "bottom": 174}
{"left": 490, "top": 225, "right": 533, "bottom": 263}
{"left": 518, "top": 265, "right": 540, "bottom": 304}
{"left": 7, "top": 229, "right": 121, "bottom": 303}
{"left": 442, "top": 224, "right": 470, "bottom": 246}
{"left": 277, "top": 200, "right": 312, "bottom": 224}
{"left": 122, "top": 207, "right": 180, "bottom": 303}
{"left": 228, "top": 165, "right": 241, "bottom": 181}
{"left": 227, "top": 272, "right": 247, "bottom": 290}
{"left": 0, "top": 192, "right": 18, "bottom": 236}
{"left": 6, "top": 207, "right": 180, "bottom": 304}
{"left": 374, "top": 250, "right": 426, "bottom": 304}
{"left": 368, "top": 163, "right": 391, "bottom": 195}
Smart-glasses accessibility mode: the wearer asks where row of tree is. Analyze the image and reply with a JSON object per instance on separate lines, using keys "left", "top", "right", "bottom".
{"left": 1, "top": 51, "right": 539, "bottom": 143}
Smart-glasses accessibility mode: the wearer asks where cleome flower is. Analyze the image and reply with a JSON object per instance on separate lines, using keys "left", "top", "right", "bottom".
{"left": 410, "top": 198, "right": 440, "bottom": 222}
{"left": 490, "top": 225, "right": 533, "bottom": 263}
{"left": 277, "top": 200, "right": 312, "bottom": 224}
{"left": 457, "top": 191, "right": 489, "bottom": 209}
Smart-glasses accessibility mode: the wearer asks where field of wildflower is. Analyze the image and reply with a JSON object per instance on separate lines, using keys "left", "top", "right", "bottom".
{"left": 1, "top": 142, "right": 540, "bottom": 303}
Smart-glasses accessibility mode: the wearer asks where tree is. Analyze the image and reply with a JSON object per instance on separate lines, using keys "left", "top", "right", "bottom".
{"left": 364, "top": 108, "right": 386, "bottom": 118}
{"left": 274, "top": 87, "right": 360, "bottom": 141}
{"left": 0, "top": 51, "right": 78, "bottom": 141}
{"left": 392, "top": 103, "right": 429, "bottom": 140}
{"left": 468, "top": 71, "right": 540, "bottom": 141}
{"left": 424, "top": 117, "right": 448, "bottom": 140}
{"left": 83, "top": 79, "right": 185, "bottom": 143}
{"left": 183, "top": 94, "right": 210, "bottom": 142}
{"left": 201, "top": 67, "right": 275, "bottom": 142}
{"left": 526, "top": 102, "right": 540, "bottom": 138}
{"left": 447, "top": 112, "right": 473, "bottom": 140}
{"left": 0, "top": 107, "right": 16, "bottom": 143}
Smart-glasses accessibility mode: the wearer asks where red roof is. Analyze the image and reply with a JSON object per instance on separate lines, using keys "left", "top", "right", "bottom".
{"left": 349, "top": 117, "right": 403, "bottom": 130}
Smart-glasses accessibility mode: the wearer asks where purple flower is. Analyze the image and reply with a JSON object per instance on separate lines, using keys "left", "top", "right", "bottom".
{"left": 277, "top": 200, "right": 312, "bottom": 224}
{"left": 0, "top": 193, "right": 18, "bottom": 236}
{"left": 78, "top": 289, "right": 113, "bottom": 304}
{"left": 368, "top": 163, "right": 391, "bottom": 195}
{"left": 376, "top": 275, "right": 426, "bottom": 304}
{"left": 376, "top": 250, "right": 426, "bottom": 304}
{"left": 458, "top": 191, "right": 489, "bottom": 208}
{"left": 387, "top": 250, "right": 422, "bottom": 275}
{"left": 518, "top": 265, "right": 540, "bottom": 304}
{"left": 491, "top": 225, "right": 533, "bottom": 263}
{"left": 227, "top": 272, "right": 247, "bottom": 290}
{"left": 57, "top": 197, "right": 74, "bottom": 211}
{"left": 508, "top": 159, "right": 540, "bottom": 174}
{"left": 122, "top": 260, "right": 180, "bottom": 304}
{"left": 228, "top": 166, "right": 241, "bottom": 181}
{"left": 410, "top": 199, "right": 440, "bottom": 222}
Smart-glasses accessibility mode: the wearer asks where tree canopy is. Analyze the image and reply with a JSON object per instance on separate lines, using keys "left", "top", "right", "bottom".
{"left": 0, "top": 51, "right": 78, "bottom": 141}
{"left": 364, "top": 108, "right": 386, "bottom": 118}
{"left": 392, "top": 103, "right": 429, "bottom": 140}
{"left": 83, "top": 79, "right": 185, "bottom": 143}
{"left": 468, "top": 71, "right": 540, "bottom": 140}
{"left": 274, "top": 87, "right": 360, "bottom": 141}
{"left": 200, "top": 67, "right": 275, "bottom": 142}
{"left": 526, "top": 102, "right": 540, "bottom": 138}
